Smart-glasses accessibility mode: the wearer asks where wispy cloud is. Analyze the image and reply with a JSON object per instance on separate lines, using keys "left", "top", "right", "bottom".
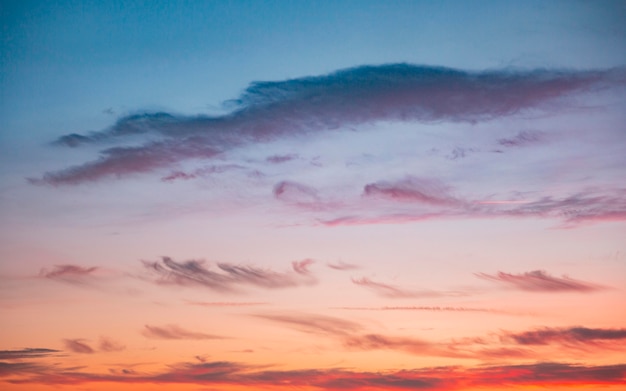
{"left": 497, "top": 130, "right": 545, "bottom": 147}
{"left": 475, "top": 270, "right": 603, "bottom": 292}
{"left": 0, "top": 348, "right": 59, "bottom": 360}
{"left": 505, "top": 326, "right": 626, "bottom": 345}
{"left": 141, "top": 256, "right": 316, "bottom": 293}
{"left": 363, "top": 177, "right": 460, "bottom": 206}
{"left": 98, "top": 337, "right": 125, "bottom": 352}
{"left": 39, "top": 265, "right": 99, "bottom": 285}
{"left": 35, "top": 64, "right": 624, "bottom": 185}
{"left": 62, "top": 339, "right": 94, "bottom": 354}
{"left": 6, "top": 358, "right": 625, "bottom": 389}
{"left": 352, "top": 277, "right": 455, "bottom": 299}
{"left": 253, "top": 313, "right": 362, "bottom": 337}
{"left": 334, "top": 305, "right": 521, "bottom": 315}
{"left": 141, "top": 325, "right": 224, "bottom": 340}
{"left": 325, "top": 183, "right": 626, "bottom": 228}
{"left": 327, "top": 261, "right": 360, "bottom": 271}
{"left": 186, "top": 301, "right": 270, "bottom": 307}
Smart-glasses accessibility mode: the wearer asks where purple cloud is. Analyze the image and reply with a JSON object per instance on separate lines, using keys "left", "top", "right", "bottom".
{"left": 497, "top": 130, "right": 545, "bottom": 147}
{"left": 363, "top": 177, "right": 460, "bottom": 206}
{"left": 475, "top": 270, "right": 603, "bottom": 292}
{"left": 505, "top": 327, "right": 626, "bottom": 345}
{"left": 36, "top": 64, "right": 624, "bottom": 185}
{"left": 142, "top": 256, "right": 316, "bottom": 293}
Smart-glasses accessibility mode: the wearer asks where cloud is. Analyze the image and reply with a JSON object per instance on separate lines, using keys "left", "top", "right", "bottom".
{"left": 98, "top": 337, "right": 126, "bottom": 352}
{"left": 273, "top": 181, "right": 320, "bottom": 206}
{"left": 333, "top": 306, "right": 520, "bottom": 315}
{"left": 253, "top": 313, "right": 363, "bottom": 337}
{"left": 62, "top": 339, "right": 94, "bottom": 354}
{"left": 186, "top": 301, "right": 270, "bottom": 307}
{"left": 505, "top": 326, "right": 626, "bottom": 345}
{"left": 6, "top": 358, "right": 625, "bottom": 389}
{"left": 0, "top": 348, "right": 59, "bottom": 360}
{"left": 352, "top": 277, "right": 453, "bottom": 298}
{"left": 475, "top": 270, "right": 603, "bottom": 292}
{"left": 327, "top": 261, "right": 360, "bottom": 271}
{"left": 266, "top": 154, "right": 298, "bottom": 164}
{"left": 141, "top": 325, "right": 224, "bottom": 340}
{"left": 326, "top": 184, "right": 626, "bottom": 228}
{"left": 141, "top": 256, "right": 316, "bottom": 293}
{"left": 37, "top": 64, "right": 624, "bottom": 185}
{"left": 161, "top": 164, "right": 244, "bottom": 182}
{"left": 39, "top": 265, "right": 99, "bottom": 285}
{"left": 497, "top": 130, "right": 545, "bottom": 147}
{"left": 363, "top": 177, "right": 460, "bottom": 206}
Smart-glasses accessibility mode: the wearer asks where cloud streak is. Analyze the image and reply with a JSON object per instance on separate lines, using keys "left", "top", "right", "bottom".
{"left": 352, "top": 277, "right": 455, "bottom": 299}
{"left": 39, "top": 265, "right": 99, "bottom": 285}
{"left": 324, "top": 180, "right": 626, "bottom": 228}
{"left": 36, "top": 64, "right": 624, "bottom": 185}
{"left": 475, "top": 270, "right": 603, "bottom": 292}
{"left": 505, "top": 326, "right": 626, "bottom": 345}
{"left": 141, "top": 325, "right": 224, "bottom": 340}
{"left": 0, "top": 348, "right": 59, "bottom": 360}
{"left": 141, "top": 256, "right": 316, "bottom": 293}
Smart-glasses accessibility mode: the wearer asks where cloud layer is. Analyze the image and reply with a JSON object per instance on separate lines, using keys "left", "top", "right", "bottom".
{"left": 36, "top": 64, "right": 624, "bottom": 185}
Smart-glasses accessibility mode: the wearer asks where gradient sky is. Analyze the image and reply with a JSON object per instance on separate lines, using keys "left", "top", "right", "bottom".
{"left": 1, "top": 1, "right": 626, "bottom": 390}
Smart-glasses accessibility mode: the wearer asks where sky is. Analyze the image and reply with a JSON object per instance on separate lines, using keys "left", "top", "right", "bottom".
{"left": 1, "top": 0, "right": 625, "bottom": 390}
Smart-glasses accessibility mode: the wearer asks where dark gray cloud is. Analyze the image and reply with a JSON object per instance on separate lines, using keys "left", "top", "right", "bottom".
{"left": 36, "top": 64, "right": 624, "bottom": 185}
{"left": 475, "top": 270, "right": 603, "bottom": 292}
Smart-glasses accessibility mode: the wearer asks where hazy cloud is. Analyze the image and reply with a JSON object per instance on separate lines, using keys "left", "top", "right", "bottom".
{"left": 497, "top": 130, "right": 545, "bottom": 147}
{"left": 98, "top": 337, "right": 126, "bottom": 352}
{"left": 352, "top": 277, "right": 451, "bottom": 299}
{"left": 39, "top": 265, "right": 99, "bottom": 285}
{"left": 475, "top": 270, "right": 603, "bottom": 292}
{"left": 327, "top": 261, "right": 360, "bottom": 271}
{"left": 142, "top": 325, "right": 224, "bottom": 340}
{"left": 63, "top": 339, "right": 94, "bottom": 354}
{"left": 37, "top": 64, "right": 624, "bottom": 185}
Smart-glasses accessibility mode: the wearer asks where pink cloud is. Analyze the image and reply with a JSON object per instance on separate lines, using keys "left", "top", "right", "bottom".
{"left": 141, "top": 325, "right": 224, "bottom": 340}
{"left": 475, "top": 270, "right": 603, "bottom": 292}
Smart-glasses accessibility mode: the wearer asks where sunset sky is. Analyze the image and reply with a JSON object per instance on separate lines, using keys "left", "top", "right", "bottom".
{"left": 1, "top": 1, "right": 625, "bottom": 390}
